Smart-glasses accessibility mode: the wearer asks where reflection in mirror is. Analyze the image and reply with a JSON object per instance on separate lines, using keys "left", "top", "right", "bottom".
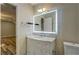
{"left": 33, "top": 9, "right": 58, "bottom": 34}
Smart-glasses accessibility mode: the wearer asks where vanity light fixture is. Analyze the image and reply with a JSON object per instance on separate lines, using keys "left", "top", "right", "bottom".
{"left": 37, "top": 8, "right": 46, "bottom": 12}
{"left": 37, "top": 9, "right": 42, "bottom": 12}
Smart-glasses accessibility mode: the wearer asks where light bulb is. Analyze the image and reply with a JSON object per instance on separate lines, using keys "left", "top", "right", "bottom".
{"left": 43, "top": 8, "right": 46, "bottom": 11}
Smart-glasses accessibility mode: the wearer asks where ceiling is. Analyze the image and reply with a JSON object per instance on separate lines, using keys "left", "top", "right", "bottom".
{"left": 11, "top": 3, "right": 40, "bottom": 6}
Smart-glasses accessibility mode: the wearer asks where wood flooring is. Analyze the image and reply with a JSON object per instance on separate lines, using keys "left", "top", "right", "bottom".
{"left": 1, "top": 37, "right": 16, "bottom": 55}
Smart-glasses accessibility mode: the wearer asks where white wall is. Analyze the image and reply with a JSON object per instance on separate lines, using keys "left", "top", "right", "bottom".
{"left": 16, "top": 4, "right": 34, "bottom": 54}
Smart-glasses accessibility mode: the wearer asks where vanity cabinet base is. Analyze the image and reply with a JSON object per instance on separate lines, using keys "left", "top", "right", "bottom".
{"left": 27, "top": 38, "right": 55, "bottom": 55}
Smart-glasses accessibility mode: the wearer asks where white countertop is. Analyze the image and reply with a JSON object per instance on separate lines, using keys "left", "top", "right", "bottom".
{"left": 27, "top": 35, "right": 55, "bottom": 42}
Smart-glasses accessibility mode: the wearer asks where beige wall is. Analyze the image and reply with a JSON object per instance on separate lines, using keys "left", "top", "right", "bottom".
{"left": 77, "top": 4, "right": 79, "bottom": 43}
{"left": 0, "top": 4, "right": 1, "bottom": 55}
{"left": 16, "top": 4, "right": 34, "bottom": 54}
{"left": 62, "top": 4, "right": 77, "bottom": 43}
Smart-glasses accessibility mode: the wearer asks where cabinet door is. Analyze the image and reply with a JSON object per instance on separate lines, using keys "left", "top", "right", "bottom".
{"left": 27, "top": 38, "right": 55, "bottom": 55}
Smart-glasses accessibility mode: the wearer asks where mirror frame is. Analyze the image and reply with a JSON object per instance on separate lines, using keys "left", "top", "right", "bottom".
{"left": 33, "top": 9, "right": 58, "bottom": 34}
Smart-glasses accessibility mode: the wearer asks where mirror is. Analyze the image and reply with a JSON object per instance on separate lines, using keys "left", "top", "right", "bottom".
{"left": 33, "top": 9, "right": 58, "bottom": 34}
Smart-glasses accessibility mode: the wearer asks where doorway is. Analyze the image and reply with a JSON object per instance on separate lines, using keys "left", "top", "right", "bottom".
{"left": 1, "top": 3, "right": 16, "bottom": 55}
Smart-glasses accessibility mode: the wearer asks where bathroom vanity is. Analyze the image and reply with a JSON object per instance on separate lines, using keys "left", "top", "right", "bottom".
{"left": 27, "top": 10, "right": 57, "bottom": 55}
{"left": 26, "top": 9, "right": 64, "bottom": 55}
{"left": 27, "top": 35, "right": 56, "bottom": 55}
